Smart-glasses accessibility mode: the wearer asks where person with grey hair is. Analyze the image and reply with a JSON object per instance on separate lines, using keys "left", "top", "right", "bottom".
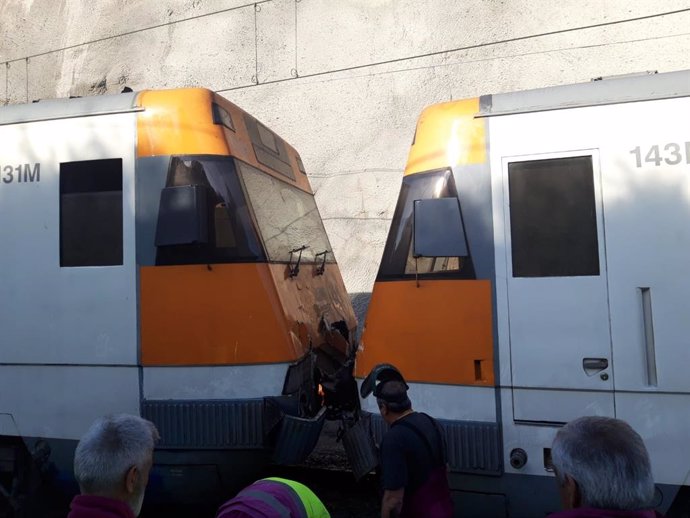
{"left": 549, "top": 416, "right": 662, "bottom": 518}
{"left": 67, "top": 414, "right": 159, "bottom": 518}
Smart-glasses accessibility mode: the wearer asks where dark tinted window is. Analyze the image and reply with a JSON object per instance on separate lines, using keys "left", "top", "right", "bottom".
{"left": 60, "top": 158, "right": 123, "bottom": 267}
{"left": 155, "top": 156, "right": 265, "bottom": 265}
{"left": 243, "top": 114, "right": 295, "bottom": 180}
{"left": 377, "top": 169, "right": 473, "bottom": 280}
{"left": 212, "top": 103, "right": 235, "bottom": 131}
{"left": 508, "top": 156, "right": 600, "bottom": 277}
{"left": 296, "top": 154, "right": 306, "bottom": 175}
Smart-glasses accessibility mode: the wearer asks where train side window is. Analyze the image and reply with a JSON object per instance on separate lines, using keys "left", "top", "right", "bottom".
{"left": 212, "top": 103, "right": 235, "bottom": 132}
{"left": 508, "top": 156, "right": 599, "bottom": 277}
{"left": 155, "top": 156, "right": 265, "bottom": 265}
{"left": 377, "top": 168, "right": 474, "bottom": 280}
{"left": 60, "top": 158, "right": 123, "bottom": 267}
{"left": 243, "top": 114, "right": 295, "bottom": 180}
{"left": 257, "top": 122, "right": 279, "bottom": 153}
{"left": 296, "top": 154, "right": 307, "bottom": 175}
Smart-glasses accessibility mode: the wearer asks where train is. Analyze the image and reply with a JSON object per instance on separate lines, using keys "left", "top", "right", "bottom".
{"left": 2, "top": 70, "right": 689, "bottom": 517}
{"left": 0, "top": 88, "right": 360, "bottom": 511}
{"left": 355, "top": 69, "right": 690, "bottom": 517}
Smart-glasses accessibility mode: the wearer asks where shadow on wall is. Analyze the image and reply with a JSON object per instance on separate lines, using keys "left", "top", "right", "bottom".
{"left": 350, "top": 292, "right": 372, "bottom": 342}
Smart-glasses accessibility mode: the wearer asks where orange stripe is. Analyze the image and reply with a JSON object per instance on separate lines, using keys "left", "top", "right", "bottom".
{"left": 404, "top": 98, "right": 486, "bottom": 176}
{"left": 140, "top": 264, "right": 299, "bottom": 366}
{"left": 405, "top": 149, "right": 447, "bottom": 170}
{"left": 355, "top": 279, "right": 495, "bottom": 386}
{"left": 136, "top": 89, "right": 229, "bottom": 157}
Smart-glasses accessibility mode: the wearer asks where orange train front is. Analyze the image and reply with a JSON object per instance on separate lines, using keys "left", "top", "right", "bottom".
{"left": 136, "top": 89, "right": 360, "bottom": 501}
{"left": 357, "top": 98, "right": 495, "bottom": 387}
{"left": 137, "top": 89, "right": 356, "bottom": 377}
{"left": 357, "top": 97, "right": 496, "bottom": 386}
{"left": 355, "top": 98, "right": 503, "bottom": 500}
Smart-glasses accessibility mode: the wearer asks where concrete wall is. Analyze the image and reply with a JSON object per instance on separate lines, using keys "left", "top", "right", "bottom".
{"left": 2, "top": 0, "right": 689, "bottom": 323}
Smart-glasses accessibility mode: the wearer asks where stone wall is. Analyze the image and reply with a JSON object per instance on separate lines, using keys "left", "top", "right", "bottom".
{"left": 2, "top": 0, "right": 689, "bottom": 324}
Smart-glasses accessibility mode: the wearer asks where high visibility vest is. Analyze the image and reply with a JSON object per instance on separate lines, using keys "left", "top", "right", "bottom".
{"left": 216, "top": 477, "right": 331, "bottom": 518}
{"left": 262, "top": 478, "right": 330, "bottom": 518}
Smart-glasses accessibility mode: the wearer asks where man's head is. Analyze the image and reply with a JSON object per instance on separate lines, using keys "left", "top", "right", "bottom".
{"left": 551, "top": 416, "right": 655, "bottom": 511}
{"left": 74, "top": 414, "right": 160, "bottom": 516}
{"left": 376, "top": 380, "right": 412, "bottom": 424}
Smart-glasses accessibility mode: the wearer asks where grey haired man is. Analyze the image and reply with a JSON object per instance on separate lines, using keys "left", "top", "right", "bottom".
{"left": 549, "top": 416, "right": 662, "bottom": 518}
{"left": 68, "top": 414, "right": 159, "bottom": 518}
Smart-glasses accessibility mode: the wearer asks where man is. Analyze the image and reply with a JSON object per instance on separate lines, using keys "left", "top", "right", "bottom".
{"left": 376, "top": 379, "right": 453, "bottom": 518}
{"left": 550, "top": 416, "right": 662, "bottom": 518}
{"left": 216, "top": 477, "right": 330, "bottom": 518}
{"left": 68, "top": 414, "right": 159, "bottom": 518}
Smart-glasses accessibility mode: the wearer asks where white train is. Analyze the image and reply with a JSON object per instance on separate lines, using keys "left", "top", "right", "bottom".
{"left": 356, "top": 70, "right": 690, "bottom": 517}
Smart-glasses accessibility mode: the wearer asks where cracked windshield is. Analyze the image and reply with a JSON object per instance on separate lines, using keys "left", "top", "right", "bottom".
{"left": 238, "top": 161, "right": 334, "bottom": 263}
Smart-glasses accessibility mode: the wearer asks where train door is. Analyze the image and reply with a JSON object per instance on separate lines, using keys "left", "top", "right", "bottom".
{"left": 501, "top": 151, "right": 615, "bottom": 423}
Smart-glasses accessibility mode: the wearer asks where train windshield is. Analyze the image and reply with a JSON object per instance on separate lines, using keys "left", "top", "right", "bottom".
{"left": 156, "top": 156, "right": 265, "bottom": 265}
{"left": 377, "top": 168, "right": 471, "bottom": 280}
{"left": 237, "top": 161, "right": 334, "bottom": 264}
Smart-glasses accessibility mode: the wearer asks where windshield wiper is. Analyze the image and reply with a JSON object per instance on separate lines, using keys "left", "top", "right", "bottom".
{"left": 315, "top": 250, "right": 330, "bottom": 275}
{"left": 288, "top": 245, "right": 309, "bottom": 277}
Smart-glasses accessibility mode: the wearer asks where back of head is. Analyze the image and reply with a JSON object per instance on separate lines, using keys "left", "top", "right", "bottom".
{"left": 376, "top": 380, "right": 412, "bottom": 414}
{"left": 74, "top": 414, "right": 159, "bottom": 496}
{"left": 551, "top": 416, "right": 655, "bottom": 510}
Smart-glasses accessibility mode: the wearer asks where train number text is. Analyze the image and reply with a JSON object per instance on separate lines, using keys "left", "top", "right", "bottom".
{"left": 1, "top": 163, "right": 41, "bottom": 184}
{"left": 630, "top": 143, "right": 690, "bottom": 168}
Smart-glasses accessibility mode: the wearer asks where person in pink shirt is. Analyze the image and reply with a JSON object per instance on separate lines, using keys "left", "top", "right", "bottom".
{"left": 68, "top": 414, "right": 159, "bottom": 518}
{"left": 549, "top": 416, "right": 663, "bottom": 518}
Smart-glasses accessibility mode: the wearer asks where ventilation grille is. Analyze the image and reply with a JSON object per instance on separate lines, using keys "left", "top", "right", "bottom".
{"left": 441, "top": 418, "right": 502, "bottom": 474}
{"left": 142, "top": 399, "right": 267, "bottom": 450}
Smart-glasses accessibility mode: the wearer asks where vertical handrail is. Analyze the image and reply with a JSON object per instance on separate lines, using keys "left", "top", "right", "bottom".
{"left": 640, "top": 287, "right": 658, "bottom": 387}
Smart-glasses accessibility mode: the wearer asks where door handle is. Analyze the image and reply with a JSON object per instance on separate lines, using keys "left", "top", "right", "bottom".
{"left": 583, "top": 358, "right": 608, "bottom": 375}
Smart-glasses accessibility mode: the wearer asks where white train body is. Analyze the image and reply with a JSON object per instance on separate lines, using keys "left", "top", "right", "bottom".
{"left": 357, "top": 70, "right": 690, "bottom": 516}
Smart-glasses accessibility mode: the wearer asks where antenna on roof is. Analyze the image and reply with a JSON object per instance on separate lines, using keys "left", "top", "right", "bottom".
{"left": 591, "top": 70, "right": 658, "bottom": 82}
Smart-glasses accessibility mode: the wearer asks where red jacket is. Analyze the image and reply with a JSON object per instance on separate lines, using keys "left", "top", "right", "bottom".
{"left": 67, "top": 495, "right": 135, "bottom": 518}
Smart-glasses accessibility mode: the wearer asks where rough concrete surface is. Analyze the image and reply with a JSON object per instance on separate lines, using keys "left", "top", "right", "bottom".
{"left": 0, "top": 62, "right": 6, "bottom": 105}
{"left": 2, "top": 0, "right": 689, "bottom": 317}
{"left": 256, "top": 0, "right": 296, "bottom": 83}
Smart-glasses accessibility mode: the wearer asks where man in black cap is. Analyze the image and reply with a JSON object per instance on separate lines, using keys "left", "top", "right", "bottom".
{"left": 376, "top": 379, "right": 453, "bottom": 518}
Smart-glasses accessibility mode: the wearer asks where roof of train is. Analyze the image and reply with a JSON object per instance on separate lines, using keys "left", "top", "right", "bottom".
{"left": 2, "top": 70, "right": 687, "bottom": 126}
{"left": 481, "top": 69, "right": 690, "bottom": 117}
{"left": 404, "top": 69, "right": 690, "bottom": 176}
{"left": 0, "top": 90, "right": 140, "bottom": 126}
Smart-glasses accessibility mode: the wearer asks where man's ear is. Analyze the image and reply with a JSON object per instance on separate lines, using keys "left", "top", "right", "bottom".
{"left": 125, "top": 465, "right": 139, "bottom": 495}
{"left": 379, "top": 403, "right": 388, "bottom": 417}
{"left": 561, "top": 475, "right": 581, "bottom": 509}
